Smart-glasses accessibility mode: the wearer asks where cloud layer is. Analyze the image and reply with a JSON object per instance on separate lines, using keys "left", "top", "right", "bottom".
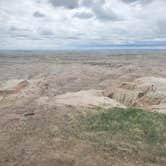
{"left": 0, "top": 0, "right": 166, "bottom": 49}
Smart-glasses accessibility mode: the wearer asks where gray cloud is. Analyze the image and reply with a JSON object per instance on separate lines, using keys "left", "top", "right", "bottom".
{"left": 49, "top": 0, "right": 118, "bottom": 21}
{"left": 155, "top": 19, "right": 166, "bottom": 35}
{"left": 93, "top": 6, "right": 120, "bottom": 21}
{"left": 49, "top": 0, "right": 79, "bottom": 9}
{"left": 40, "top": 29, "right": 55, "bottom": 36}
{"left": 9, "top": 26, "right": 30, "bottom": 35}
{"left": 33, "top": 11, "right": 45, "bottom": 18}
{"left": 81, "top": 0, "right": 105, "bottom": 7}
{"left": 80, "top": 0, "right": 120, "bottom": 21}
{"left": 121, "top": 0, "right": 153, "bottom": 4}
{"left": 0, "top": 0, "right": 166, "bottom": 49}
{"left": 73, "top": 11, "right": 93, "bottom": 19}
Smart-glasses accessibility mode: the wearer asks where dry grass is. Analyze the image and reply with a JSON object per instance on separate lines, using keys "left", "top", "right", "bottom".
{"left": 79, "top": 108, "right": 166, "bottom": 165}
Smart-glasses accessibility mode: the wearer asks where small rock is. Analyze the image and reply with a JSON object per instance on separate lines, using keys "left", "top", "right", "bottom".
{"left": 24, "top": 112, "right": 35, "bottom": 117}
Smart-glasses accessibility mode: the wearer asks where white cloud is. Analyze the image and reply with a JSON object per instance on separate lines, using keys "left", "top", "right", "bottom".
{"left": 0, "top": 0, "right": 166, "bottom": 49}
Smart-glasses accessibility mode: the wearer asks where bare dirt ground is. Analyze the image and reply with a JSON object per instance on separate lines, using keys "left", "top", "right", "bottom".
{"left": 0, "top": 50, "right": 166, "bottom": 166}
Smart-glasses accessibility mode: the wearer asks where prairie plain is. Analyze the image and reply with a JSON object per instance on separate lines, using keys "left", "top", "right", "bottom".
{"left": 0, "top": 50, "right": 166, "bottom": 166}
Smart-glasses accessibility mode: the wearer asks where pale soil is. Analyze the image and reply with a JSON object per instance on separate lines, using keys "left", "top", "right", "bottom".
{"left": 0, "top": 50, "right": 166, "bottom": 166}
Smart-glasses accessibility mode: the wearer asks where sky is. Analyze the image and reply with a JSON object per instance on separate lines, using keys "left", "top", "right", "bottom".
{"left": 0, "top": 0, "right": 166, "bottom": 50}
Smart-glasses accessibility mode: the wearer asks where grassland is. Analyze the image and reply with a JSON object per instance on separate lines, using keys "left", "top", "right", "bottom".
{"left": 79, "top": 108, "right": 166, "bottom": 165}
{"left": 0, "top": 50, "right": 166, "bottom": 165}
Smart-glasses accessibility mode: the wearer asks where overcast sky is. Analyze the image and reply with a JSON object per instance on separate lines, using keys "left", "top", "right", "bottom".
{"left": 0, "top": 0, "right": 166, "bottom": 49}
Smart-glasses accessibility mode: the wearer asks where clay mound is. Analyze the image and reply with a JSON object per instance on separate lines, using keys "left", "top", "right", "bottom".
{"left": 105, "top": 76, "right": 166, "bottom": 112}
{"left": 119, "top": 77, "right": 166, "bottom": 92}
{"left": 152, "top": 103, "right": 166, "bottom": 113}
{"left": 136, "top": 91, "right": 166, "bottom": 106}
{"left": 0, "top": 80, "right": 29, "bottom": 96}
{"left": 135, "top": 77, "right": 166, "bottom": 91}
{"left": 53, "top": 90, "right": 126, "bottom": 109}
{"left": 134, "top": 77, "right": 166, "bottom": 106}
{"left": 119, "top": 82, "right": 136, "bottom": 90}
{"left": 104, "top": 88, "right": 144, "bottom": 107}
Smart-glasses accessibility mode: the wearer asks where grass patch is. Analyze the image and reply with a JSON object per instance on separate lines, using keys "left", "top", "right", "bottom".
{"left": 80, "top": 108, "right": 166, "bottom": 165}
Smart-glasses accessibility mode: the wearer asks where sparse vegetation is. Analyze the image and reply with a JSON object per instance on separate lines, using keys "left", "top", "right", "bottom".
{"left": 1, "top": 51, "right": 166, "bottom": 165}
{"left": 80, "top": 108, "right": 166, "bottom": 165}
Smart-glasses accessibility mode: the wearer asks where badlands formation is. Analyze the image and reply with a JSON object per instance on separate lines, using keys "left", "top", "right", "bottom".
{"left": 0, "top": 50, "right": 166, "bottom": 166}
{"left": 0, "top": 51, "right": 166, "bottom": 113}
{"left": 1, "top": 76, "right": 166, "bottom": 113}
